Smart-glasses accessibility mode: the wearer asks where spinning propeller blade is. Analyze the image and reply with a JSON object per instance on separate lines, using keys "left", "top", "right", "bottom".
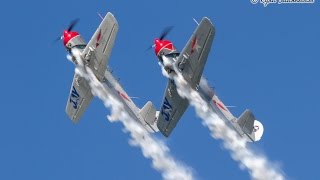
{"left": 147, "top": 26, "right": 174, "bottom": 51}
{"left": 159, "top": 26, "right": 173, "bottom": 40}
{"left": 67, "top": 18, "right": 80, "bottom": 32}
{"left": 52, "top": 18, "right": 80, "bottom": 44}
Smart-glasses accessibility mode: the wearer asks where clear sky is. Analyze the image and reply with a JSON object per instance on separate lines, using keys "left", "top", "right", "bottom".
{"left": 0, "top": 0, "right": 319, "bottom": 179}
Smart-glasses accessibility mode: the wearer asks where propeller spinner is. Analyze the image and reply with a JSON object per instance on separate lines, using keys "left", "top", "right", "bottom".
{"left": 152, "top": 26, "right": 177, "bottom": 56}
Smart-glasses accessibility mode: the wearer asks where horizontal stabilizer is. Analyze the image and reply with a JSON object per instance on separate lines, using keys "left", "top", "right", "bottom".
{"left": 237, "top": 109, "right": 255, "bottom": 135}
{"left": 237, "top": 109, "right": 264, "bottom": 142}
{"left": 139, "top": 101, "right": 157, "bottom": 126}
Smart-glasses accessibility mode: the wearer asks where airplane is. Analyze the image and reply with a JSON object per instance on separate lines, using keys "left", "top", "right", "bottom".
{"left": 59, "top": 12, "right": 159, "bottom": 133}
{"left": 150, "top": 17, "right": 264, "bottom": 141}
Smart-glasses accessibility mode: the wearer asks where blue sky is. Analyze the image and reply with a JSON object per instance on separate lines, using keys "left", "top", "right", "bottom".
{"left": 0, "top": 0, "right": 319, "bottom": 179}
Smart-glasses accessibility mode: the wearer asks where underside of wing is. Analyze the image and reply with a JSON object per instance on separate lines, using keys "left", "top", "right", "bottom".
{"left": 81, "top": 12, "right": 119, "bottom": 80}
{"left": 176, "top": 17, "right": 215, "bottom": 88}
{"left": 66, "top": 73, "right": 93, "bottom": 123}
{"left": 157, "top": 80, "right": 189, "bottom": 137}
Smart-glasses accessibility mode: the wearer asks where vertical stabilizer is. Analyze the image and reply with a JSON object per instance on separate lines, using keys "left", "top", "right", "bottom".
{"left": 237, "top": 109, "right": 264, "bottom": 142}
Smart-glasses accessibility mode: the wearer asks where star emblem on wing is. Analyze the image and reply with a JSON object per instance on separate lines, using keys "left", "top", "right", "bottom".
{"left": 190, "top": 36, "right": 201, "bottom": 54}
{"left": 96, "top": 29, "right": 102, "bottom": 47}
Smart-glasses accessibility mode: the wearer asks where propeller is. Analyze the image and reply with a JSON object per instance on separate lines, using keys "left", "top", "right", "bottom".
{"left": 52, "top": 36, "right": 62, "bottom": 44}
{"left": 52, "top": 18, "right": 80, "bottom": 44}
{"left": 146, "top": 26, "right": 174, "bottom": 51}
{"left": 159, "top": 26, "right": 173, "bottom": 40}
{"left": 145, "top": 44, "right": 155, "bottom": 51}
{"left": 67, "top": 18, "right": 79, "bottom": 32}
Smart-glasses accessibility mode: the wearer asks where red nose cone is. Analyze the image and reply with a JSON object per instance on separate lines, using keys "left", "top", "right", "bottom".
{"left": 154, "top": 39, "right": 175, "bottom": 56}
{"left": 63, "top": 30, "right": 80, "bottom": 46}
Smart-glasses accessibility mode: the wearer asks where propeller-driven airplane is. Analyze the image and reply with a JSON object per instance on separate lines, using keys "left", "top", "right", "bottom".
{"left": 59, "top": 13, "right": 159, "bottom": 133}
{"left": 151, "top": 17, "right": 264, "bottom": 141}
{"left": 58, "top": 12, "right": 263, "bottom": 141}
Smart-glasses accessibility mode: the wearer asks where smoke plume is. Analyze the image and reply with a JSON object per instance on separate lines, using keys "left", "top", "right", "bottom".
{"left": 170, "top": 67, "right": 285, "bottom": 180}
{"left": 69, "top": 49, "right": 194, "bottom": 180}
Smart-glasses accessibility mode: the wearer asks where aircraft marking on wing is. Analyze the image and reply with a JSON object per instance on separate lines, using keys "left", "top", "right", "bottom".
{"left": 69, "top": 86, "right": 80, "bottom": 109}
{"left": 96, "top": 29, "right": 102, "bottom": 47}
{"left": 161, "top": 97, "right": 173, "bottom": 121}
{"left": 190, "top": 36, "right": 201, "bottom": 54}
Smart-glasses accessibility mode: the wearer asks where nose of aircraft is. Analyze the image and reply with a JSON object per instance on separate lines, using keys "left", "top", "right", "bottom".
{"left": 154, "top": 38, "right": 161, "bottom": 55}
{"left": 154, "top": 38, "right": 175, "bottom": 56}
{"left": 63, "top": 30, "right": 79, "bottom": 46}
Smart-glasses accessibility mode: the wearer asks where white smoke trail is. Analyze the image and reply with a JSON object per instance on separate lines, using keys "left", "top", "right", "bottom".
{"left": 169, "top": 69, "right": 285, "bottom": 180}
{"left": 69, "top": 49, "right": 194, "bottom": 180}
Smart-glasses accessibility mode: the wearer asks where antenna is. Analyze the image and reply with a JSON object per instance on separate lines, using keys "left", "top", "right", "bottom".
{"left": 97, "top": 12, "right": 104, "bottom": 20}
{"left": 226, "top": 106, "right": 237, "bottom": 108}
{"left": 193, "top": 18, "right": 199, "bottom": 25}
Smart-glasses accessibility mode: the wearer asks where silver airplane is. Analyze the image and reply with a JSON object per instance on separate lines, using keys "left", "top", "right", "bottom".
{"left": 151, "top": 17, "right": 264, "bottom": 141}
{"left": 61, "top": 13, "right": 159, "bottom": 133}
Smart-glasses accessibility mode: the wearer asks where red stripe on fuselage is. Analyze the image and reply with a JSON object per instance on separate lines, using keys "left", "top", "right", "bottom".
{"left": 117, "top": 90, "right": 131, "bottom": 102}
{"left": 213, "top": 100, "right": 228, "bottom": 111}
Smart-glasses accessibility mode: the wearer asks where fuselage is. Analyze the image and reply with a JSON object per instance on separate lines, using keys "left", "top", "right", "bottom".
{"left": 198, "top": 81, "right": 255, "bottom": 142}
{"left": 102, "top": 69, "right": 158, "bottom": 132}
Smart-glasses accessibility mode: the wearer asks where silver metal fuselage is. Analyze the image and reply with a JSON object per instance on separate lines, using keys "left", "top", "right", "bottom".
{"left": 102, "top": 69, "right": 158, "bottom": 132}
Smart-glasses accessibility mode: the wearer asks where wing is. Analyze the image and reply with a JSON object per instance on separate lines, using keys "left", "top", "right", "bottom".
{"left": 157, "top": 80, "right": 189, "bottom": 137}
{"left": 175, "top": 17, "right": 215, "bottom": 88}
{"left": 65, "top": 73, "right": 93, "bottom": 123}
{"left": 81, "top": 12, "right": 119, "bottom": 80}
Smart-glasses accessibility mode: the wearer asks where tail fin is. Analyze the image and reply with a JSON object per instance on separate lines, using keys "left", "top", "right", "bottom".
{"left": 139, "top": 101, "right": 159, "bottom": 132}
{"left": 237, "top": 109, "right": 264, "bottom": 142}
